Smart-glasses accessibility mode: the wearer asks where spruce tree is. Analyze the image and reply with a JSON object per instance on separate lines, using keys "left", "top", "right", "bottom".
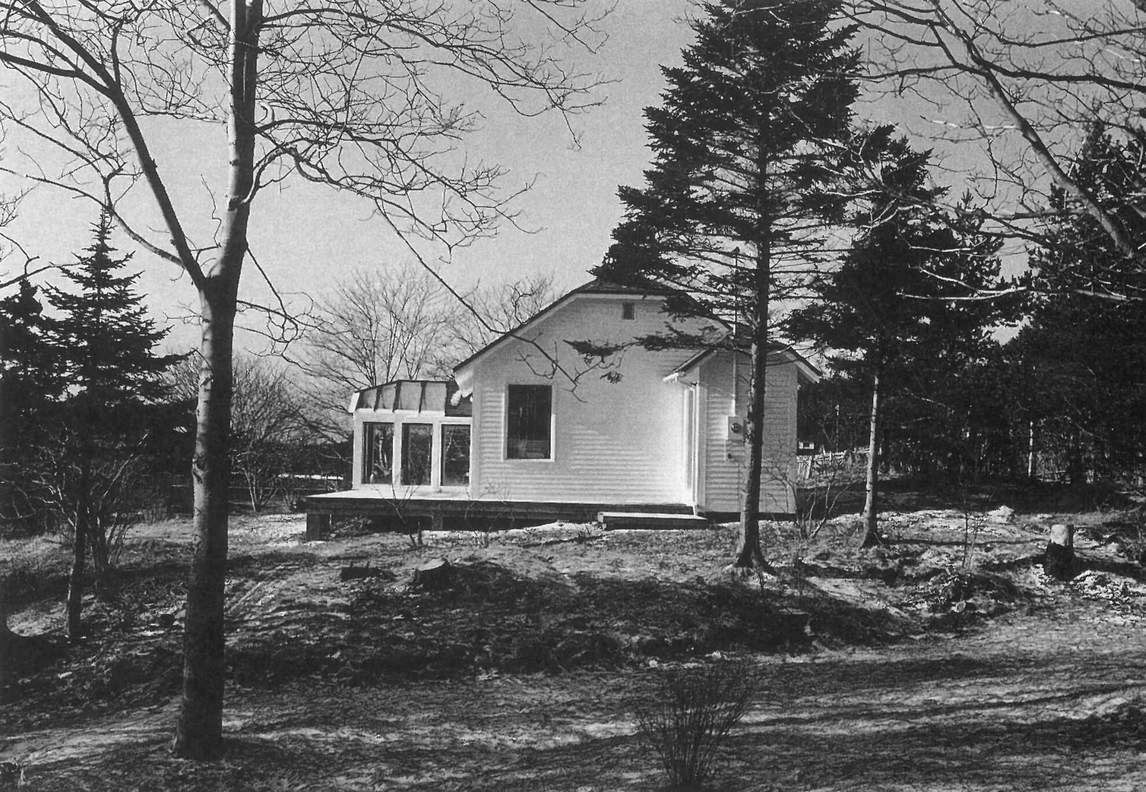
{"left": 793, "top": 134, "right": 1008, "bottom": 545}
{"left": 892, "top": 200, "right": 1012, "bottom": 482}
{"left": 45, "top": 212, "right": 180, "bottom": 639}
{"left": 1016, "top": 126, "right": 1146, "bottom": 481}
{"left": 0, "top": 276, "right": 61, "bottom": 639}
{"left": 49, "top": 213, "right": 176, "bottom": 411}
{"left": 788, "top": 136, "right": 1007, "bottom": 545}
{"left": 596, "top": 0, "right": 859, "bottom": 569}
{"left": 0, "top": 277, "right": 61, "bottom": 531}
{"left": 787, "top": 135, "right": 945, "bottom": 547}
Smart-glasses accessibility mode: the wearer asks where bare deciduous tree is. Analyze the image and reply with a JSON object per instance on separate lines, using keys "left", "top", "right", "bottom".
{"left": 847, "top": 0, "right": 1146, "bottom": 300}
{"left": 229, "top": 358, "right": 307, "bottom": 512}
{"left": 39, "top": 428, "right": 153, "bottom": 637}
{"left": 291, "top": 266, "right": 556, "bottom": 449}
{"left": 170, "top": 354, "right": 306, "bottom": 513}
{"left": 455, "top": 273, "right": 557, "bottom": 354}
{"left": 293, "top": 267, "right": 462, "bottom": 419}
{"left": 0, "top": 0, "right": 606, "bottom": 758}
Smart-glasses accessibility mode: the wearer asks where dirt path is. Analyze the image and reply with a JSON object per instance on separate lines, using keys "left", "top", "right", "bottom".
{"left": 7, "top": 593, "right": 1145, "bottom": 791}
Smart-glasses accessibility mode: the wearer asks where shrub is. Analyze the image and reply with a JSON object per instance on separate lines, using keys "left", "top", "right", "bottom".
{"left": 635, "top": 662, "right": 757, "bottom": 790}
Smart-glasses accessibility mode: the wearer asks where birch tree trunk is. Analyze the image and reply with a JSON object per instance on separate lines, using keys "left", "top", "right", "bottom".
{"left": 173, "top": 280, "right": 238, "bottom": 759}
{"left": 859, "top": 364, "right": 883, "bottom": 549}
{"left": 0, "top": 0, "right": 604, "bottom": 760}
{"left": 172, "top": 0, "right": 259, "bottom": 758}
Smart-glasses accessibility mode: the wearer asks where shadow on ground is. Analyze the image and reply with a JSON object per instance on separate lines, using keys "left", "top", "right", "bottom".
{"left": 225, "top": 560, "right": 909, "bottom": 686}
{"left": 16, "top": 629, "right": 1146, "bottom": 792}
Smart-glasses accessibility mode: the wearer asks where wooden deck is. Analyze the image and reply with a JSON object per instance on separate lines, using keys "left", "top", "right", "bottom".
{"left": 303, "top": 491, "right": 699, "bottom": 539}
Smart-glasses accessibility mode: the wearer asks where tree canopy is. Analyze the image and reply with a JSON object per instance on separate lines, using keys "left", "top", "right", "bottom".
{"left": 596, "top": 0, "right": 860, "bottom": 568}
{"left": 0, "top": 0, "right": 609, "bottom": 758}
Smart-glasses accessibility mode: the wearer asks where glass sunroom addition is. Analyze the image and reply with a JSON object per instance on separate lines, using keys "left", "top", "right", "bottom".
{"left": 355, "top": 380, "right": 471, "bottom": 490}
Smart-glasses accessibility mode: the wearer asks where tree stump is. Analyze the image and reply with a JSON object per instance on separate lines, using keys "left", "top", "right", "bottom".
{"left": 0, "top": 760, "right": 24, "bottom": 789}
{"left": 305, "top": 512, "right": 331, "bottom": 541}
{"left": 1043, "top": 523, "right": 1075, "bottom": 580}
{"left": 339, "top": 563, "right": 377, "bottom": 582}
{"left": 411, "top": 558, "right": 453, "bottom": 591}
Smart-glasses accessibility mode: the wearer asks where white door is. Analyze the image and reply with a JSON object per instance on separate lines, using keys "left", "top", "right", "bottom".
{"left": 683, "top": 385, "right": 698, "bottom": 505}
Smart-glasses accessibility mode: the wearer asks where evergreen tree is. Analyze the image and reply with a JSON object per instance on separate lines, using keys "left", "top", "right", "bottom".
{"left": 1016, "top": 126, "right": 1146, "bottom": 482}
{"left": 787, "top": 135, "right": 941, "bottom": 546}
{"left": 0, "top": 277, "right": 62, "bottom": 532}
{"left": 44, "top": 212, "right": 180, "bottom": 640}
{"left": 48, "top": 213, "right": 176, "bottom": 411}
{"left": 595, "top": 0, "right": 859, "bottom": 570}
{"left": 889, "top": 202, "right": 1012, "bottom": 484}
{"left": 787, "top": 137, "right": 1007, "bottom": 545}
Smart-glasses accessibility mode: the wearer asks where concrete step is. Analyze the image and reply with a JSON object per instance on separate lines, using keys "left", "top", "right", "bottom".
{"left": 597, "top": 511, "right": 711, "bottom": 530}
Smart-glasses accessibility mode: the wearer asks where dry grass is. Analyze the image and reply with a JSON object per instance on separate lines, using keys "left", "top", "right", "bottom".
{"left": 3, "top": 496, "right": 1146, "bottom": 790}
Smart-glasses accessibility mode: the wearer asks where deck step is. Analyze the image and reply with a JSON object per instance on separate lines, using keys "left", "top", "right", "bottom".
{"left": 597, "top": 511, "right": 710, "bottom": 531}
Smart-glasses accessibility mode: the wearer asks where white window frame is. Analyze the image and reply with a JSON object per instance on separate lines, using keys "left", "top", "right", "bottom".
{"left": 437, "top": 417, "right": 473, "bottom": 488}
{"left": 356, "top": 413, "right": 473, "bottom": 492}
{"left": 503, "top": 383, "right": 555, "bottom": 462}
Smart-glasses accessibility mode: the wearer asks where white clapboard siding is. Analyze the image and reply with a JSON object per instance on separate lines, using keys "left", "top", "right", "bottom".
{"left": 698, "top": 350, "right": 797, "bottom": 515}
{"left": 471, "top": 294, "right": 702, "bottom": 504}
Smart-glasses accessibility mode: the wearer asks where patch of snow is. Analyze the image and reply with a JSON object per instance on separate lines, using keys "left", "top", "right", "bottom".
{"left": 987, "top": 505, "right": 1015, "bottom": 523}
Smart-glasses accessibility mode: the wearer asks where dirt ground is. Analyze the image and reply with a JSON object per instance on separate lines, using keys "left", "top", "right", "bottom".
{"left": 2, "top": 495, "right": 1145, "bottom": 791}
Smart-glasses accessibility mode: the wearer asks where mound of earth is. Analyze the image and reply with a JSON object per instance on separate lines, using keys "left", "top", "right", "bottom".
{"left": 3, "top": 504, "right": 1143, "bottom": 735}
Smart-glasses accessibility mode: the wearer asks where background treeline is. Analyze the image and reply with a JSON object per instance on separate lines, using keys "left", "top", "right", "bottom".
{"left": 797, "top": 126, "right": 1146, "bottom": 490}
{"left": 1, "top": 215, "right": 555, "bottom": 539}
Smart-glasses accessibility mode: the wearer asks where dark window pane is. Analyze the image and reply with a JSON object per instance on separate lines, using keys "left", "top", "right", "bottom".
{"left": 364, "top": 423, "right": 393, "bottom": 484}
{"left": 507, "top": 385, "right": 551, "bottom": 459}
{"left": 401, "top": 423, "right": 433, "bottom": 485}
{"left": 622, "top": 301, "right": 635, "bottom": 320}
{"left": 441, "top": 424, "right": 471, "bottom": 486}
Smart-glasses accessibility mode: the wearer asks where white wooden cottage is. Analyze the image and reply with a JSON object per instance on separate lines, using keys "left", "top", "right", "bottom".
{"left": 306, "top": 279, "right": 818, "bottom": 532}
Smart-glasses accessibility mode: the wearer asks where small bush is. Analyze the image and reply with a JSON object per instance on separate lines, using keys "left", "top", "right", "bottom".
{"left": 636, "top": 662, "right": 757, "bottom": 791}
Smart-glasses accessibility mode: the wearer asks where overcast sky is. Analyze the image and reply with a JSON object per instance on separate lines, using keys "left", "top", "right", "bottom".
{"left": 2, "top": 1, "right": 1049, "bottom": 355}
{"left": 4, "top": 1, "right": 705, "bottom": 354}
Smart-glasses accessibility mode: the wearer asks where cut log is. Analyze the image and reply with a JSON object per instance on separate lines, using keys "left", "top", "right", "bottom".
{"left": 411, "top": 558, "right": 452, "bottom": 591}
{"left": 1044, "top": 523, "right": 1075, "bottom": 580}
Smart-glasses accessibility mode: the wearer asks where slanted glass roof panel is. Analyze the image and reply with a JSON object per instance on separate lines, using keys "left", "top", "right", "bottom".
{"left": 424, "top": 382, "right": 448, "bottom": 411}
{"left": 353, "top": 380, "right": 472, "bottom": 416}
{"left": 396, "top": 381, "right": 423, "bottom": 411}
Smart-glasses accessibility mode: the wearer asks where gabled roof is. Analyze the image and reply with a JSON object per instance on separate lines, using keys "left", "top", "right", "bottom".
{"left": 452, "top": 277, "right": 678, "bottom": 382}
{"left": 450, "top": 275, "right": 820, "bottom": 391}
{"left": 666, "top": 344, "right": 821, "bottom": 385}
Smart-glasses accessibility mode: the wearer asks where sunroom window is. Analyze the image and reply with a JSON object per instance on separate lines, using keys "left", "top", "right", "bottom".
{"left": 401, "top": 423, "right": 433, "bottom": 485}
{"left": 441, "top": 424, "right": 471, "bottom": 486}
{"left": 363, "top": 422, "right": 394, "bottom": 484}
{"left": 507, "top": 384, "right": 552, "bottom": 459}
